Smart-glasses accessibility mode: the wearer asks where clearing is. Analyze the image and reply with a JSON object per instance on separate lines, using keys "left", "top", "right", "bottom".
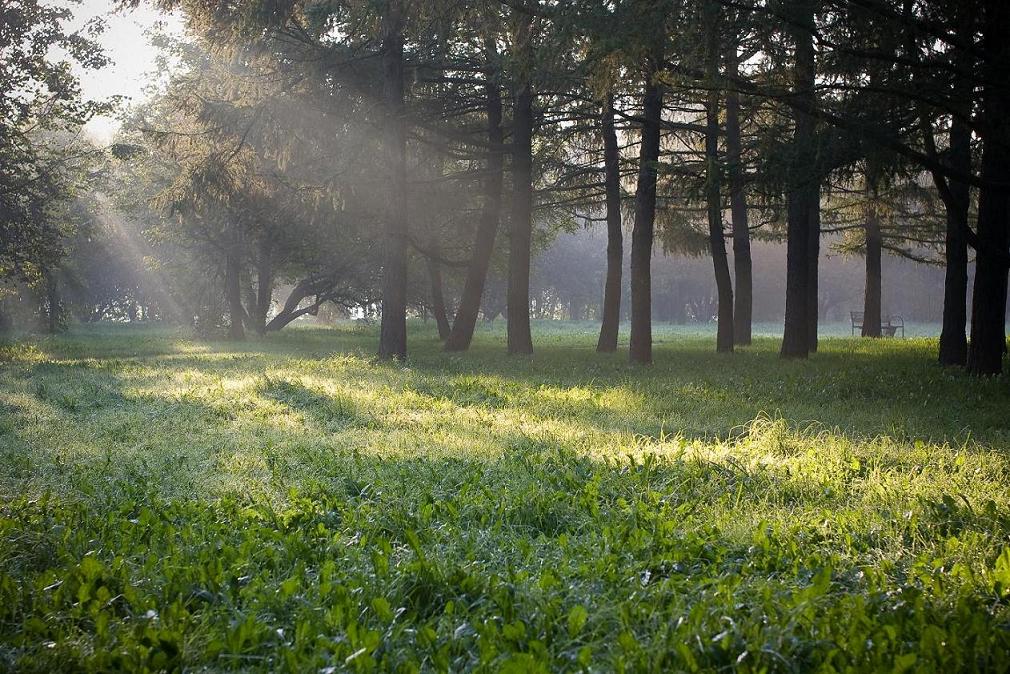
{"left": 2, "top": 323, "right": 1009, "bottom": 671}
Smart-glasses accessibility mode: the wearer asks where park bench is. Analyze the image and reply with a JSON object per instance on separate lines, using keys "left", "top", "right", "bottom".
{"left": 850, "top": 311, "right": 904, "bottom": 337}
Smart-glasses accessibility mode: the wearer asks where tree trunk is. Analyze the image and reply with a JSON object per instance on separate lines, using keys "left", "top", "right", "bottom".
{"left": 446, "top": 50, "right": 504, "bottom": 352}
{"left": 938, "top": 117, "right": 971, "bottom": 366}
{"left": 597, "top": 94, "right": 623, "bottom": 353}
{"left": 968, "top": 0, "right": 1010, "bottom": 375}
{"left": 629, "top": 58, "right": 664, "bottom": 365}
{"left": 806, "top": 189, "right": 820, "bottom": 351}
{"left": 726, "top": 55, "right": 752, "bottom": 346}
{"left": 936, "top": 7, "right": 974, "bottom": 367}
{"left": 861, "top": 175, "right": 882, "bottom": 338}
{"left": 253, "top": 236, "right": 273, "bottom": 335}
{"left": 426, "top": 243, "right": 451, "bottom": 340}
{"left": 704, "top": 5, "right": 733, "bottom": 353}
{"left": 45, "top": 273, "right": 61, "bottom": 334}
{"left": 0, "top": 301, "right": 11, "bottom": 333}
{"left": 225, "top": 247, "right": 245, "bottom": 341}
{"left": 780, "top": 0, "right": 817, "bottom": 359}
{"left": 967, "top": 0, "right": 1010, "bottom": 375}
{"left": 507, "top": 24, "right": 535, "bottom": 356}
{"left": 378, "top": 0, "right": 408, "bottom": 360}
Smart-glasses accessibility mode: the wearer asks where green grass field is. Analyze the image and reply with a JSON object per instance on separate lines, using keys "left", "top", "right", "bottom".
{"left": 2, "top": 322, "right": 1010, "bottom": 672}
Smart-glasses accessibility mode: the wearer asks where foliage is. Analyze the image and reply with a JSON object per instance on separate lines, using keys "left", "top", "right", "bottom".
{"left": 2, "top": 323, "right": 1010, "bottom": 671}
{"left": 0, "top": 0, "right": 112, "bottom": 286}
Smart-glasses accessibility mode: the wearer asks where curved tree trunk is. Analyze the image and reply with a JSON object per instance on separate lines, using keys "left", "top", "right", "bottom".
{"left": 597, "top": 94, "right": 623, "bottom": 353}
{"left": 507, "top": 59, "right": 535, "bottom": 355}
{"left": 378, "top": 0, "right": 408, "bottom": 360}
{"left": 725, "top": 56, "right": 752, "bottom": 346}
{"left": 629, "top": 58, "right": 664, "bottom": 365}
{"left": 446, "top": 51, "right": 504, "bottom": 352}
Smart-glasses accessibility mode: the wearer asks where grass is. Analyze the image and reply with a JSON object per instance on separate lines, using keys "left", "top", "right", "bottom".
{"left": 2, "top": 321, "right": 1010, "bottom": 672}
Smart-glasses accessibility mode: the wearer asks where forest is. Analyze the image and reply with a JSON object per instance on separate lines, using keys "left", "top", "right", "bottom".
{"left": 2, "top": 0, "right": 1010, "bottom": 671}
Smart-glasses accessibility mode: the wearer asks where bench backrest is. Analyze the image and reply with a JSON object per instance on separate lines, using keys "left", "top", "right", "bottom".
{"left": 850, "top": 311, "right": 864, "bottom": 325}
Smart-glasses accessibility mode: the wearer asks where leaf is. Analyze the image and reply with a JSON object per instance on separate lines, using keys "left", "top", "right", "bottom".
{"left": 993, "top": 547, "right": 1010, "bottom": 596}
{"left": 567, "top": 605, "right": 589, "bottom": 637}
{"left": 893, "top": 652, "right": 917, "bottom": 674}
{"left": 371, "top": 596, "right": 393, "bottom": 622}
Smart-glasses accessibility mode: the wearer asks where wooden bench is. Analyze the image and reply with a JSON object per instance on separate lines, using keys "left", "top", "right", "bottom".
{"left": 850, "top": 311, "right": 904, "bottom": 337}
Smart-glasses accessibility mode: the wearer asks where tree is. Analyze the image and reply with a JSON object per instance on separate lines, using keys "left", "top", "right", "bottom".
{"left": 779, "top": 0, "right": 819, "bottom": 359}
{"left": 966, "top": 0, "right": 1010, "bottom": 376}
{"left": 0, "top": 0, "right": 111, "bottom": 330}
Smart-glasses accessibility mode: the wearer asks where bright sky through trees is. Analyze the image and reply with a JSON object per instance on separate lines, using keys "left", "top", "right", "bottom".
{"left": 71, "top": 0, "right": 182, "bottom": 141}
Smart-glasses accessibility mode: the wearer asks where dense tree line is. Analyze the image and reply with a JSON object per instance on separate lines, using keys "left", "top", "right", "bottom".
{"left": 3, "top": 0, "right": 1009, "bottom": 375}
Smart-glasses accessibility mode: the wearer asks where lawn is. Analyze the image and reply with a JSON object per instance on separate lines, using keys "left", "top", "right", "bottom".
{"left": 2, "top": 322, "right": 1009, "bottom": 672}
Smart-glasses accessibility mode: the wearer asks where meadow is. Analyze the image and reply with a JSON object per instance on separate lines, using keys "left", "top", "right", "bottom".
{"left": 2, "top": 322, "right": 1009, "bottom": 672}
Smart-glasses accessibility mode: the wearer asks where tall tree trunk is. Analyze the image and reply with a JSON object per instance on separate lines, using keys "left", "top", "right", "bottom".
{"left": 726, "top": 54, "right": 752, "bottom": 346}
{"left": 629, "top": 58, "right": 664, "bottom": 365}
{"left": 935, "top": 7, "right": 974, "bottom": 367}
{"left": 378, "top": 0, "right": 408, "bottom": 360}
{"left": 446, "top": 50, "right": 504, "bottom": 352}
{"left": 861, "top": 174, "right": 882, "bottom": 338}
{"left": 45, "top": 273, "right": 61, "bottom": 334}
{"left": 426, "top": 242, "right": 451, "bottom": 340}
{"left": 704, "top": 3, "right": 733, "bottom": 353}
{"left": 253, "top": 236, "right": 273, "bottom": 335}
{"left": 225, "top": 247, "right": 245, "bottom": 341}
{"left": 0, "top": 300, "right": 11, "bottom": 333}
{"left": 780, "top": 0, "right": 817, "bottom": 359}
{"left": 507, "top": 19, "right": 535, "bottom": 356}
{"left": 597, "top": 94, "right": 623, "bottom": 353}
{"left": 938, "top": 117, "right": 971, "bottom": 366}
{"left": 968, "top": 0, "right": 1010, "bottom": 375}
{"left": 806, "top": 190, "right": 821, "bottom": 351}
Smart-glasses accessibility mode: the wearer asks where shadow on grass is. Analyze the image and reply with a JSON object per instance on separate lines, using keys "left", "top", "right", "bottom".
{"left": 4, "top": 322, "right": 1009, "bottom": 453}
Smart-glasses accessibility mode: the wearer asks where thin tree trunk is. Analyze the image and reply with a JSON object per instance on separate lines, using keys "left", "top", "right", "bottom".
{"left": 507, "top": 20, "right": 534, "bottom": 356}
{"left": 726, "top": 55, "right": 752, "bottom": 346}
{"left": 426, "top": 242, "right": 451, "bottom": 340}
{"left": 938, "top": 117, "right": 971, "bottom": 366}
{"left": 378, "top": 0, "right": 408, "bottom": 360}
{"left": 45, "top": 273, "right": 61, "bottom": 334}
{"left": 0, "top": 301, "right": 11, "bottom": 333}
{"left": 629, "top": 58, "right": 664, "bottom": 365}
{"left": 253, "top": 236, "right": 273, "bottom": 335}
{"left": 225, "top": 247, "right": 245, "bottom": 341}
{"left": 704, "top": 4, "right": 733, "bottom": 353}
{"left": 935, "top": 7, "right": 974, "bottom": 367}
{"left": 807, "top": 190, "right": 821, "bottom": 351}
{"left": 446, "top": 49, "right": 504, "bottom": 352}
{"left": 780, "top": 0, "right": 817, "bottom": 359}
{"left": 597, "top": 94, "right": 623, "bottom": 353}
{"left": 861, "top": 174, "right": 882, "bottom": 338}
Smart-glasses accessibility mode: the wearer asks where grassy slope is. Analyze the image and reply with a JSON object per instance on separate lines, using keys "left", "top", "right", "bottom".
{"left": 1, "top": 322, "right": 1009, "bottom": 672}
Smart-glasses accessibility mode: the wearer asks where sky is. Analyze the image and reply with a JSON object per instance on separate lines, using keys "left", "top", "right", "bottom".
{"left": 71, "top": 0, "right": 183, "bottom": 142}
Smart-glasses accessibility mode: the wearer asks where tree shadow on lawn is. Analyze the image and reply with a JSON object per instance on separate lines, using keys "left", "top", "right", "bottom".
{"left": 393, "top": 333, "right": 1010, "bottom": 448}
{"left": 6, "top": 324, "right": 1010, "bottom": 456}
